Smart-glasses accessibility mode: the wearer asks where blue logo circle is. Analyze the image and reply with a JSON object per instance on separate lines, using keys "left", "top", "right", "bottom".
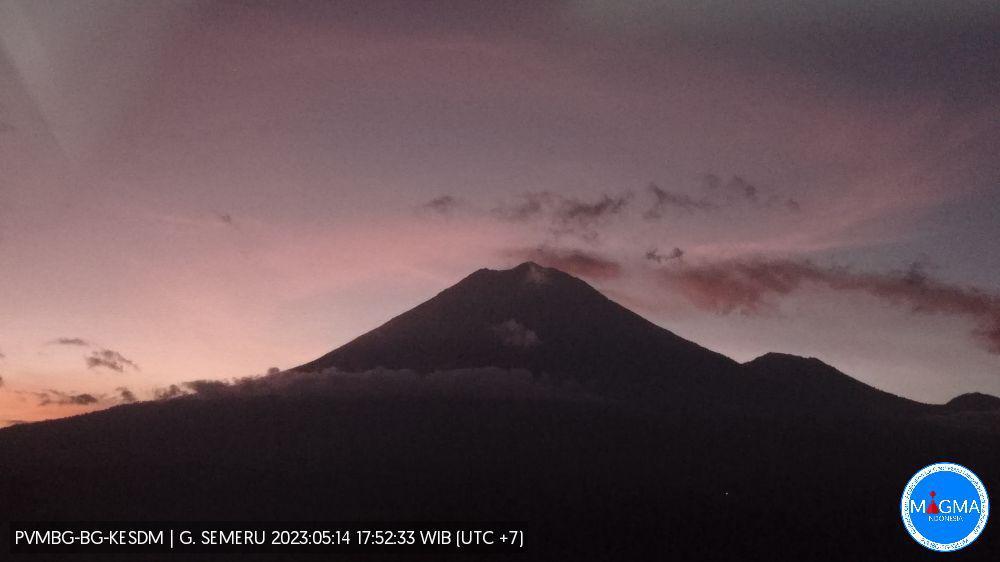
{"left": 901, "top": 463, "right": 989, "bottom": 552}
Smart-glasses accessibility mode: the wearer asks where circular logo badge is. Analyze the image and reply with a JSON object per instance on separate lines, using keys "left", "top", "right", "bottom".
{"left": 901, "top": 463, "right": 989, "bottom": 552}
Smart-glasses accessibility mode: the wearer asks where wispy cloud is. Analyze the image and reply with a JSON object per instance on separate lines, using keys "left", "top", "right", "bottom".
{"left": 555, "top": 193, "right": 631, "bottom": 225}
{"left": 422, "top": 195, "right": 462, "bottom": 215}
{"left": 215, "top": 212, "right": 235, "bottom": 226}
{"left": 34, "top": 390, "right": 102, "bottom": 406}
{"left": 86, "top": 349, "right": 139, "bottom": 372}
{"left": 660, "top": 258, "right": 1000, "bottom": 354}
{"left": 503, "top": 246, "right": 622, "bottom": 281}
{"left": 492, "top": 319, "right": 540, "bottom": 348}
{"left": 645, "top": 175, "right": 800, "bottom": 219}
{"left": 116, "top": 386, "right": 137, "bottom": 403}
{"left": 49, "top": 337, "right": 89, "bottom": 346}
{"left": 153, "top": 384, "right": 186, "bottom": 400}
{"left": 491, "top": 192, "right": 552, "bottom": 222}
{"left": 645, "top": 183, "right": 716, "bottom": 217}
{"left": 645, "top": 247, "right": 684, "bottom": 264}
{"left": 491, "top": 191, "right": 631, "bottom": 241}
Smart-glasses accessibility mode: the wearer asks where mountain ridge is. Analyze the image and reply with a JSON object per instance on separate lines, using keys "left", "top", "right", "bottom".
{"left": 293, "top": 261, "right": 976, "bottom": 415}
{"left": 297, "top": 261, "right": 739, "bottom": 394}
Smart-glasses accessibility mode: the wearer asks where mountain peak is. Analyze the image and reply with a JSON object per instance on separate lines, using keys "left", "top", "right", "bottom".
{"left": 946, "top": 392, "right": 1000, "bottom": 412}
{"left": 747, "top": 352, "right": 827, "bottom": 368}
{"left": 296, "top": 262, "right": 737, "bottom": 386}
{"left": 467, "top": 261, "right": 580, "bottom": 287}
{"left": 742, "top": 351, "right": 924, "bottom": 416}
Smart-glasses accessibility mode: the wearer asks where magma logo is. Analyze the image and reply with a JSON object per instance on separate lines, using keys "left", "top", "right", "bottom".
{"left": 901, "top": 463, "right": 989, "bottom": 552}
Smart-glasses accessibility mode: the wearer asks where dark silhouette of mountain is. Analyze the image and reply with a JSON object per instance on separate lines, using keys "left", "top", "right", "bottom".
{"left": 740, "top": 352, "right": 929, "bottom": 417}
{"left": 947, "top": 392, "right": 1000, "bottom": 412}
{"left": 297, "top": 262, "right": 928, "bottom": 416}
{"left": 298, "top": 262, "right": 737, "bottom": 392}
{"left": 1, "top": 262, "right": 998, "bottom": 561}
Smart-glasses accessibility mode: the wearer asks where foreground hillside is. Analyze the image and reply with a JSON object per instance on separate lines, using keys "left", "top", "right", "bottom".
{"left": 1, "top": 386, "right": 997, "bottom": 561}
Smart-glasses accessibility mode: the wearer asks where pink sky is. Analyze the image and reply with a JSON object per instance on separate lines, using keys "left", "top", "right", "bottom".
{"left": 2, "top": 1, "right": 999, "bottom": 424}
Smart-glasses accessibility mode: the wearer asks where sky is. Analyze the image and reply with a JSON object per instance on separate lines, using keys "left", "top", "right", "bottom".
{"left": 1, "top": 0, "right": 999, "bottom": 424}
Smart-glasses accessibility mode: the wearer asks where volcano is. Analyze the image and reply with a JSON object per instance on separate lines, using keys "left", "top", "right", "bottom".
{"left": 296, "top": 262, "right": 926, "bottom": 415}
{"left": 297, "top": 262, "right": 737, "bottom": 394}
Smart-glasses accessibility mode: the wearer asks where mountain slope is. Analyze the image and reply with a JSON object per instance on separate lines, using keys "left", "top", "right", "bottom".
{"left": 297, "top": 262, "right": 738, "bottom": 392}
{"left": 739, "top": 352, "right": 929, "bottom": 416}
{"left": 947, "top": 392, "right": 1000, "bottom": 412}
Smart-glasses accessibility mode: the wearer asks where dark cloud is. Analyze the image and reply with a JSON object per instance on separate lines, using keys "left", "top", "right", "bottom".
{"left": 705, "top": 174, "right": 760, "bottom": 203}
{"left": 85, "top": 349, "right": 139, "bottom": 372}
{"left": 504, "top": 246, "right": 622, "bottom": 281}
{"left": 555, "top": 193, "right": 630, "bottom": 224}
{"left": 266, "top": 367, "right": 281, "bottom": 375}
{"left": 215, "top": 212, "right": 234, "bottom": 226}
{"left": 182, "top": 379, "right": 230, "bottom": 398}
{"left": 650, "top": 175, "right": 800, "bottom": 218}
{"left": 0, "top": 375, "right": 4, "bottom": 388}
{"left": 645, "top": 183, "right": 716, "bottom": 218}
{"left": 492, "top": 192, "right": 630, "bottom": 241}
{"left": 422, "top": 195, "right": 462, "bottom": 215}
{"left": 661, "top": 258, "right": 1000, "bottom": 354}
{"left": 50, "top": 337, "right": 89, "bottom": 346}
{"left": 116, "top": 387, "right": 137, "bottom": 403}
{"left": 36, "top": 390, "right": 101, "bottom": 406}
{"left": 645, "top": 247, "right": 684, "bottom": 263}
{"left": 154, "top": 384, "right": 187, "bottom": 400}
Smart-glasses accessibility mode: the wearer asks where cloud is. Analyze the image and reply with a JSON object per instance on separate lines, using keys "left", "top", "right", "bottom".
{"left": 491, "top": 192, "right": 552, "bottom": 222}
{"left": 645, "top": 247, "right": 684, "bottom": 264}
{"left": 35, "top": 390, "right": 101, "bottom": 406}
{"left": 0, "top": 375, "right": 4, "bottom": 388}
{"left": 50, "top": 337, "right": 89, "bottom": 346}
{"left": 646, "top": 175, "right": 801, "bottom": 220}
{"left": 711, "top": 174, "right": 803, "bottom": 213}
{"left": 215, "top": 212, "right": 235, "bottom": 226}
{"left": 660, "top": 258, "right": 1000, "bottom": 354}
{"left": 705, "top": 174, "right": 759, "bottom": 203}
{"left": 555, "top": 193, "right": 630, "bottom": 225}
{"left": 503, "top": 246, "right": 622, "bottom": 280}
{"left": 644, "top": 183, "right": 716, "bottom": 217}
{"left": 182, "top": 379, "right": 231, "bottom": 398}
{"left": 1, "top": 419, "right": 28, "bottom": 427}
{"left": 492, "top": 192, "right": 630, "bottom": 241}
{"left": 422, "top": 195, "right": 462, "bottom": 215}
{"left": 116, "top": 387, "right": 137, "bottom": 403}
{"left": 168, "top": 366, "right": 599, "bottom": 403}
{"left": 85, "top": 349, "right": 139, "bottom": 372}
{"left": 492, "top": 319, "right": 540, "bottom": 348}
{"left": 154, "top": 384, "right": 187, "bottom": 400}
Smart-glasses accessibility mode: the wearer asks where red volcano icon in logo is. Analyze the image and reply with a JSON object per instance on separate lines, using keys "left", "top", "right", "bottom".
{"left": 927, "top": 491, "right": 940, "bottom": 514}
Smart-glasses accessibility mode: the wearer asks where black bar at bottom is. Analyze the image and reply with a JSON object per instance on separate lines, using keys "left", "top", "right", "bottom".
{"left": 9, "top": 521, "right": 530, "bottom": 554}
